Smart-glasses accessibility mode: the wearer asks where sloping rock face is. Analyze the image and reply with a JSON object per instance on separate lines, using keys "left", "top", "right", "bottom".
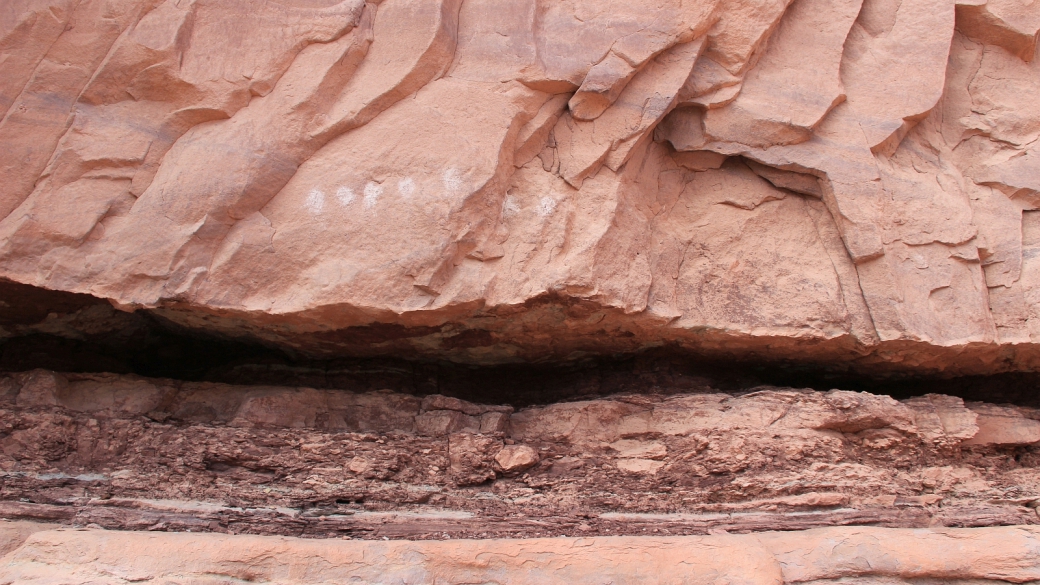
{"left": 2, "top": 0, "right": 1040, "bottom": 375}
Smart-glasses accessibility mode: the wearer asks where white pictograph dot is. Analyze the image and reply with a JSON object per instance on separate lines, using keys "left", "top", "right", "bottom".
{"left": 305, "top": 188, "right": 325, "bottom": 214}
{"left": 364, "top": 182, "right": 383, "bottom": 209}
{"left": 537, "top": 196, "right": 556, "bottom": 217}
{"left": 442, "top": 168, "right": 462, "bottom": 194}
{"left": 398, "top": 177, "right": 416, "bottom": 198}
{"left": 502, "top": 195, "right": 521, "bottom": 217}
{"left": 336, "top": 186, "right": 356, "bottom": 206}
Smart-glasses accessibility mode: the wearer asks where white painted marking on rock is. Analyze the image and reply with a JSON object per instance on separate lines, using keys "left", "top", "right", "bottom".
{"left": 502, "top": 195, "right": 521, "bottom": 217}
{"left": 537, "top": 196, "right": 556, "bottom": 217}
{"left": 442, "top": 168, "right": 463, "bottom": 194}
{"left": 398, "top": 177, "right": 416, "bottom": 198}
{"left": 336, "top": 186, "right": 356, "bottom": 206}
{"left": 305, "top": 189, "right": 325, "bottom": 214}
{"left": 364, "top": 182, "right": 383, "bottom": 209}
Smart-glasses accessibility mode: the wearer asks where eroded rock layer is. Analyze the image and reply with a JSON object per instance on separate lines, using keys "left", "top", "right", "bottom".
{"left": 2, "top": 524, "right": 1040, "bottom": 584}
{"left": 5, "top": 1, "right": 1040, "bottom": 580}
{"left": 2, "top": 370, "right": 1039, "bottom": 539}
{"left": 1, "top": 0, "right": 1040, "bottom": 373}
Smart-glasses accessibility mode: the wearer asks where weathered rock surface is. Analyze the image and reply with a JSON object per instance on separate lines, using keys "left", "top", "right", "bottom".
{"left": 1, "top": 369, "right": 1039, "bottom": 539}
{"left": 5, "top": 2, "right": 1040, "bottom": 577}
{"left": 1, "top": 0, "right": 1040, "bottom": 375}
{"left": 1, "top": 524, "right": 1039, "bottom": 584}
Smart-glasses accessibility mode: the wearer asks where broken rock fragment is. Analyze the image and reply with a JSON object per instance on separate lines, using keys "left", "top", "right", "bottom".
{"left": 449, "top": 432, "right": 503, "bottom": 486}
{"left": 493, "top": 444, "right": 539, "bottom": 473}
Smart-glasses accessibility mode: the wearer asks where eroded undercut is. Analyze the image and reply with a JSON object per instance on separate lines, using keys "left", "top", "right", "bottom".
{"left": 2, "top": 0, "right": 1040, "bottom": 576}
{"left": 3, "top": 281, "right": 1040, "bottom": 540}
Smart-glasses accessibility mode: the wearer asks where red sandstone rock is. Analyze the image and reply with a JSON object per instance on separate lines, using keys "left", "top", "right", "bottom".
{"left": 964, "top": 402, "right": 1040, "bottom": 445}
{"left": 4, "top": 3, "right": 1040, "bottom": 576}
{"left": 448, "top": 432, "right": 502, "bottom": 486}
{"left": 494, "top": 444, "right": 539, "bottom": 473}
{"left": 0, "top": 0, "right": 1038, "bottom": 374}
{"left": 1, "top": 524, "right": 1039, "bottom": 584}
{"left": 3, "top": 368, "right": 1039, "bottom": 540}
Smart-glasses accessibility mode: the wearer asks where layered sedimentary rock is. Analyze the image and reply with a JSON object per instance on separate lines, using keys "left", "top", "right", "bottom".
{"left": 5, "top": 1, "right": 1040, "bottom": 580}
{"left": 2, "top": 369, "right": 1039, "bottom": 538}
{"left": 3, "top": 524, "right": 1040, "bottom": 584}
{"left": 1, "top": 0, "right": 1039, "bottom": 374}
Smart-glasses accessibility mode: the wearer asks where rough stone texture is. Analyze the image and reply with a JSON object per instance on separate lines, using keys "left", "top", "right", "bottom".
{"left": 1, "top": 524, "right": 1039, "bottom": 584}
{"left": 2, "top": 369, "right": 1040, "bottom": 539}
{"left": 5, "top": 2, "right": 1040, "bottom": 579}
{"left": 1, "top": 0, "right": 1040, "bottom": 376}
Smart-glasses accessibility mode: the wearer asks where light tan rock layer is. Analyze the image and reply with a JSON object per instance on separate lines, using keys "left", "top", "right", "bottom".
{"left": 1, "top": 523, "right": 1040, "bottom": 584}
{"left": 1, "top": 0, "right": 1040, "bottom": 372}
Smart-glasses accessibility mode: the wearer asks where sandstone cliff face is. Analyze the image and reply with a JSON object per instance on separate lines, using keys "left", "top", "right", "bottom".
{"left": 1, "top": 0, "right": 1039, "bottom": 373}
{"left": 5, "top": 3, "right": 1040, "bottom": 579}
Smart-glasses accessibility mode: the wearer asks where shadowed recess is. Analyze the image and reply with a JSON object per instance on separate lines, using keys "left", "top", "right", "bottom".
{"left": 3, "top": 280, "right": 1040, "bottom": 408}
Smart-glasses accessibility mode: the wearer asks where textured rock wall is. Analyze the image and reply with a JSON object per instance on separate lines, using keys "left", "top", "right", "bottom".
{"left": 2, "top": 369, "right": 1039, "bottom": 538}
{"left": 1, "top": 0, "right": 1039, "bottom": 373}
{"left": 5, "top": 2, "right": 1040, "bottom": 579}
{"left": 2, "top": 524, "right": 1040, "bottom": 584}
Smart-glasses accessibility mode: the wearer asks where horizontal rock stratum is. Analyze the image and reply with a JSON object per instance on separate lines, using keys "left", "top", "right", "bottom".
{"left": 3, "top": 369, "right": 1040, "bottom": 538}
{"left": 1, "top": 0, "right": 1040, "bottom": 374}
{"left": 3, "top": 524, "right": 1040, "bottom": 584}
{"left": 5, "top": 1, "right": 1040, "bottom": 580}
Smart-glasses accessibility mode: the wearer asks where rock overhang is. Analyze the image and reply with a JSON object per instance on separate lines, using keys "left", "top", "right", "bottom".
{"left": 0, "top": 0, "right": 1038, "bottom": 381}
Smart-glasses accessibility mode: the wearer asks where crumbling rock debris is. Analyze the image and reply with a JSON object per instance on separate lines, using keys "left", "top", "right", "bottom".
{"left": 1, "top": 370, "right": 1039, "bottom": 540}
{"left": 448, "top": 432, "right": 503, "bottom": 486}
{"left": 0, "top": 0, "right": 1039, "bottom": 377}
{"left": 2, "top": 522, "right": 1040, "bottom": 583}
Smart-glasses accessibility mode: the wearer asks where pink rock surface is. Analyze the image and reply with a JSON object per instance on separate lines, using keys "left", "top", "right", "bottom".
{"left": 2, "top": 0, "right": 1040, "bottom": 374}
{"left": 6, "top": 368, "right": 1040, "bottom": 539}
{"left": 1, "top": 524, "right": 1039, "bottom": 584}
